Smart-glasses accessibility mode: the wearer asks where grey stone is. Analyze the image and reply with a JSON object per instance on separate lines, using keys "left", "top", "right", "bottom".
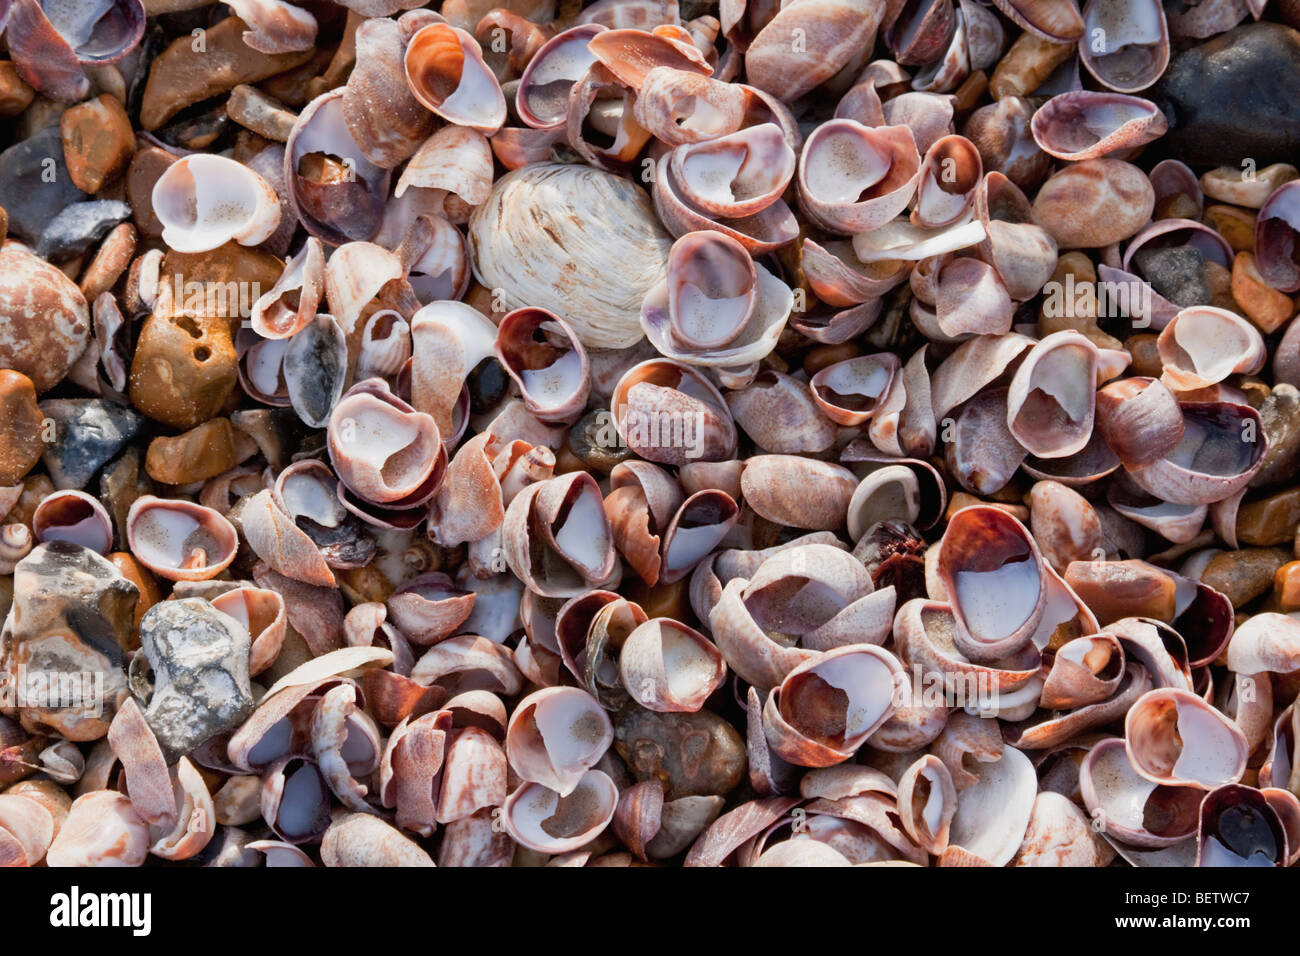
{"left": 0, "top": 127, "right": 86, "bottom": 244}
{"left": 134, "top": 598, "right": 254, "bottom": 759}
{"left": 39, "top": 398, "right": 143, "bottom": 490}
{"left": 1252, "top": 384, "right": 1300, "bottom": 488}
{"left": 36, "top": 200, "right": 132, "bottom": 262}
{"left": 1131, "top": 245, "right": 1212, "bottom": 309}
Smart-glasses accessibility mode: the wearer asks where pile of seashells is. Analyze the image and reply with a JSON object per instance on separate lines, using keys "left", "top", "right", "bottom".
{"left": 4, "top": 0, "right": 1300, "bottom": 868}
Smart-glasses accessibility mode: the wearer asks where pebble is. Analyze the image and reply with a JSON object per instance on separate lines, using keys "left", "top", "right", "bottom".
{"left": 226, "top": 84, "right": 298, "bottom": 142}
{"left": 129, "top": 312, "right": 239, "bottom": 429}
{"left": 1131, "top": 245, "right": 1212, "bottom": 309}
{"left": 133, "top": 598, "right": 254, "bottom": 759}
{"left": 613, "top": 707, "right": 747, "bottom": 800}
{"left": 1252, "top": 384, "right": 1300, "bottom": 488}
{"left": 99, "top": 446, "right": 156, "bottom": 549}
{"left": 1156, "top": 22, "right": 1300, "bottom": 167}
{"left": 126, "top": 145, "right": 178, "bottom": 239}
{"left": 0, "top": 371, "right": 45, "bottom": 486}
{"left": 1275, "top": 561, "right": 1300, "bottom": 611}
{"left": 60, "top": 94, "right": 137, "bottom": 194}
{"left": 38, "top": 398, "right": 144, "bottom": 490}
{"left": 1204, "top": 204, "right": 1256, "bottom": 252}
{"left": 0, "top": 62, "right": 35, "bottom": 117}
{"left": 1232, "top": 251, "right": 1295, "bottom": 333}
{"left": 0, "top": 243, "right": 90, "bottom": 393}
{"left": 1201, "top": 548, "right": 1289, "bottom": 608}
{"left": 3, "top": 541, "right": 138, "bottom": 740}
{"left": 35, "top": 200, "right": 132, "bottom": 262}
{"left": 145, "top": 418, "right": 238, "bottom": 485}
{"left": 79, "top": 222, "right": 138, "bottom": 301}
{"left": 139, "top": 17, "right": 316, "bottom": 131}
{"left": 1237, "top": 488, "right": 1300, "bottom": 547}
{"left": 0, "top": 126, "right": 85, "bottom": 244}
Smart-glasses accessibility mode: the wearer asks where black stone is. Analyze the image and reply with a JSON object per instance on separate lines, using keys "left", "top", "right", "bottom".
{"left": 39, "top": 398, "right": 144, "bottom": 490}
{"left": 0, "top": 127, "right": 87, "bottom": 244}
{"left": 35, "top": 200, "right": 132, "bottom": 261}
{"left": 1155, "top": 22, "right": 1300, "bottom": 167}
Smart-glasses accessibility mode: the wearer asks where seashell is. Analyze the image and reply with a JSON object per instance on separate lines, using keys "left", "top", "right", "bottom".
{"left": 1156, "top": 306, "right": 1266, "bottom": 391}
{"left": 1095, "top": 376, "right": 1184, "bottom": 467}
{"left": 640, "top": 231, "right": 791, "bottom": 368}
{"left": 0, "top": 794, "right": 55, "bottom": 867}
{"left": 633, "top": 67, "right": 747, "bottom": 146}
{"left": 1124, "top": 401, "right": 1267, "bottom": 506}
{"left": 1030, "top": 90, "right": 1168, "bottom": 161}
{"left": 329, "top": 378, "right": 445, "bottom": 508}
{"left": 611, "top": 359, "right": 737, "bottom": 466}
{"left": 386, "top": 572, "right": 475, "bottom": 645}
{"left": 1124, "top": 688, "right": 1248, "bottom": 789}
{"left": 912, "top": 135, "right": 982, "bottom": 228}
{"left": 31, "top": 489, "right": 113, "bottom": 554}
{"left": 125, "top": 496, "right": 239, "bottom": 582}
{"left": 740, "top": 455, "right": 857, "bottom": 531}
{"left": 936, "top": 506, "right": 1047, "bottom": 662}
{"left": 564, "top": 63, "right": 653, "bottom": 174}
{"left": 107, "top": 697, "right": 177, "bottom": 831}
{"left": 285, "top": 90, "right": 392, "bottom": 246}
{"left": 225, "top": 0, "right": 317, "bottom": 54}
{"left": 404, "top": 22, "right": 506, "bottom": 134}
{"left": 1080, "top": 736, "right": 1202, "bottom": 847}
{"left": 963, "top": 96, "right": 1051, "bottom": 191}
{"left": 502, "top": 768, "right": 618, "bottom": 854}
{"left": 1079, "top": 0, "right": 1169, "bottom": 93}
{"left": 408, "top": 299, "right": 497, "bottom": 437}
{"left": 310, "top": 683, "right": 382, "bottom": 811}
{"left": 1196, "top": 784, "right": 1289, "bottom": 867}
{"left": 1032, "top": 159, "right": 1155, "bottom": 248}
{"left": 668, "top": 124, "right": 795, "bottom": 219}
{"left": 210, "top": 586, "right": 286, "bottom": 676}
{"left": 745, "top": 0, "right": 887, "bottom": 101}
{"left": 852, "top": 217, "right": 986, "bottom": 263}
{"left": 470, "top": 163, "right": 671, "bottom": 349}
{"left": 800, "top": 239, "right": 908, "bottom": 308}
{"left": 398, "top": 215, "right": 470, "bottom": 302}
{"left": 506, "top": 686, "right": 613, "bottom": 795}
{"left": 891, "top": 599, "right": 1040, "bottom": 701}
{"left": 495, "top": 308, "right": 590, "bottom": 424}
{"left": 345, "top": 17, "right": 437, "bottom": 169}
{"left": 321, "top": 812, "right": 435, "bottom": 866}
{"left": 395, "top": 125, "right": 494, "bottom": 208}
{"left": 45, "top": 791, "right": 148, "bottom": 867}
{"left": 1225, "top": 613, "right": 1300, "bottom": 676}
{"left": 944, "top": 387, "right": 1026, "bottom": 496}
{"left": 148, "top": 757, "right": 215, "bottom": 861}
{"left": 151, "top": 155, "right": 280, "bottom": 254}
{"left": 924, "top": 257, "right": 1014, "bottom": 338}
{"left": 885, "top": 0, "right": 957, "bottom": 66}
{"left": 762, "top": 644, "right": 902, "bottom": 768}
{"left": 619, "top": 618, "right": 726, "bottom": 712}
{"left": 945, "top": 738, "right": 1038, "bottom": 865}
{"left": 283, "top": 314, "right": 348, "bottom": 430}
{"left": 896, "top": 754, "right": 957, "bottom": 855}
{"left": 250, "top": 238, "right": 325, "bottom": 340}
{"left": 261, "top": 756, "right": 331, "bottom": 844}
{"left": 1006, "top": 330, "right": 1099, "bottom": 459}
{"left": 1106, "top": 617, "right": 1191, "bottom": 690}
{"left": 809, "top": 353, "right": 900, "bottom": 427}
{"left": 798, "top": 121, "right": 921, "bottom": 234}
{"left": 726, "top": 370, "right": 838, "bottom": 454}
{"left": 503, "top": 472, "right": 617, "bottom": 598}
{"left": 516, "top": 24, "right": 605, "bottom": 130}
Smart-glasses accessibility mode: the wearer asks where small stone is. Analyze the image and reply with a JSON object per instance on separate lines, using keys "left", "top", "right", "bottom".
{"left": 1232, "top": 251, "right": 1295, "bottom": 333}
{"left": 1201, "top": 548, "right": 1289, "bottom": 608}
{"left": 1125, "top": 333, "right": 1164, "bottom": 378}
{"left": 1237, "top": 488, "right": 1300, "bottom": 546}
{"left": 38, "top": 398, "right": 144, "bottom": 490}
{"left": 1275, "top": 561, "right": 1300, "bottom": 611}
{"left": 0, "top": 62, "right": 35, "bottom": 117}
{"left": 155, "top": 102, "right": 232, "bottom": 152}
{"left": 1131, "top": 245, "right": 1212, "bottom": 309}
{"left": 614, "top": 706, "right": 747, "bottom": 800}
{"left": 1204, "top": 204, "right": 1257, "bottom": 252}
{"left": 60, "top": 94, "right": 137, "bottom": 194}
{"left": 78, "top": 222, "right": 138, "bottom": 302}
{"left": 129, "top": 313, "right": 239, "bottom": 429}
{"left": 160, "top": 242, "right": 285, "bottom": 320}
{"left": 140, "top": 17, "right": 315, "bottom": 131}
{"left": 99, "top": 446, "right": 155, "bottom": 549}
{"left": 1155, "top": 22, "right": 1300, "bottom": 167}
{"left": 145, "top": 418, "right": 238, "bottom": 486}
{"left": 106, "top": 552, "right": 162, "bottom": 645}
{"left": 229, "top": 408, "right": 306, "bottom": 471}
{"left": 1, "top": 541, "right": 138, "bottom": 740}
{"left": 126, "top": 145, "right": 178, "bottom": 239}
{"left": 0, "top": 371, "right": 45, "bottom": 486}
{"left": 0, "top": 243, "right": 90, "bottom": 393}
{"left": 35, "top": 199, "right": 132, "bottom": 262}
{"left": 226, "top": 84, "right": 298, "bottom": 142}
{"left": 133, "top": 598, "right": 254, "bottom": 759}
{"left": 0, "top": 126, "right": 86, "bottom": 244}
{"left": 1252, "top": 384, "right": 1300, "bottom": 488}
